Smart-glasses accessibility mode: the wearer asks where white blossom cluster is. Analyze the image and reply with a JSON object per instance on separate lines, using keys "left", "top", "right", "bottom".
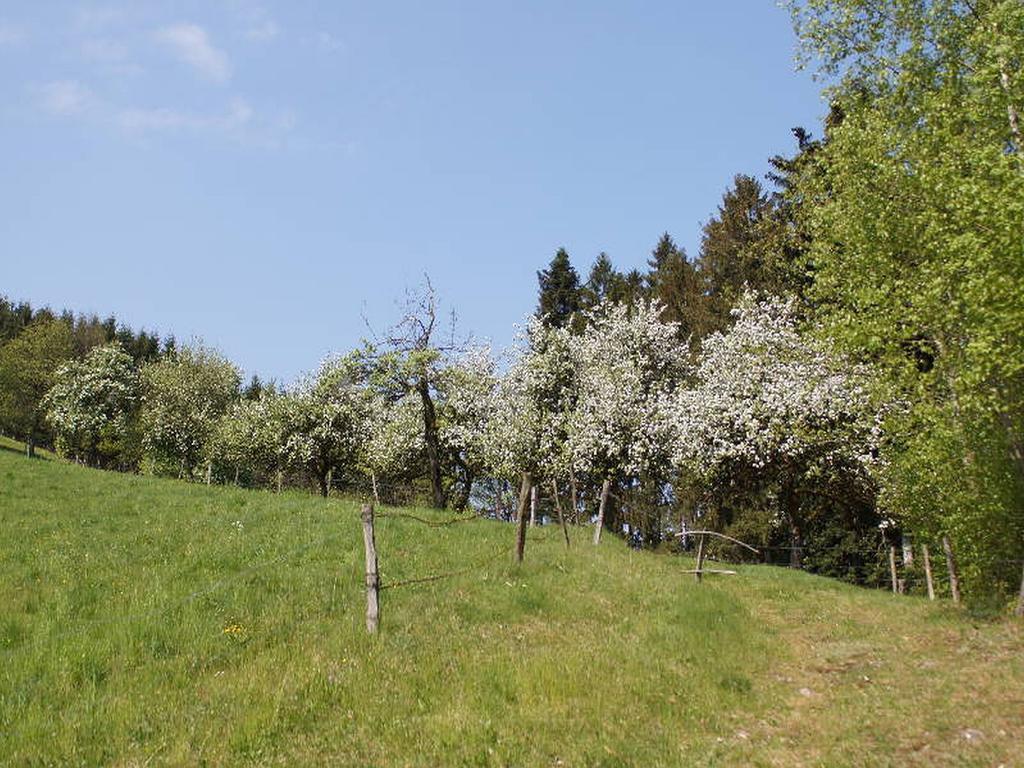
{"left": 139, "top": 345, "right": 241, "bottom": 472}
{"left": 568, "top": 301, "right": 688, "bottom": 480}
{"left": 43, "top": 343, "right": 139, "bottom": 461}
{"left": 667, "top": 295, "right": 879, "bottom": 485}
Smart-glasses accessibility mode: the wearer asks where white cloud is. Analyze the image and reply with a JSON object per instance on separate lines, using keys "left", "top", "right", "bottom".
{"left": 229, "top": 1, "right": 279, "bottom": 42}
{"left": 0, "top": 20, "right": 26, "bottom": 46}
{"left": 316, "top": 31, "right": 344, "bottom": 52}
{"left": 117, "top": 97, "right": 253, "bottom": 134}
{"left": 81, "top": 37, "right": 129, "bottom": 63}
{"left": 155, "top": 23, "right": 230, "bottom": 83}
{"left": 243, "top": 18, "right": 279, "bottom": 42}
{"left": 37, "top": 80, "right": 95, "bottom": 115}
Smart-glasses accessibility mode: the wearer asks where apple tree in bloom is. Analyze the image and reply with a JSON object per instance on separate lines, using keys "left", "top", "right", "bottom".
{"left": 359, "top": 391, "right": 426, "bottom": 503}
{"left": 210, "top": 390, "right": 290, "bottom": 485}
{"left": 436, "top": 344, "right": 501, "bottom": 509}
{"left": 568, "top": 300, "right": 688, "bottom": 542}
{"left": 669, "top": 295, "right": 881, "bottom": 565}
{"left": 43, "top": 342, "right": 140, "bottom": 467}
{"left": 280, "top": 355, "right": 372, "bottom": 497}
{"left": 139, "top": 345, "right": 240, "bottom": 477}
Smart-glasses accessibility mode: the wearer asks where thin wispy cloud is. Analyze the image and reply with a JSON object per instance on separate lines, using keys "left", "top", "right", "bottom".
{"left": 81, "top": 37, "right": 129, "bottom": 63}
{"left": 36, "top": 80, "right": 95, "bottom": 116}
{"left": 117, "top": 97, "right": 253, "bottom": 134}
{"left": 155, "top": 23, "right": 230, "bottom": 83}
{"left": 0, "top": 20, "right": 26, "bottom": 46}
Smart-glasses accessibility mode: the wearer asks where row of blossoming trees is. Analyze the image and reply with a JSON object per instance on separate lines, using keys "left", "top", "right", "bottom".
{"left": 40, "top": 291, "right": 886, "bottom": 574}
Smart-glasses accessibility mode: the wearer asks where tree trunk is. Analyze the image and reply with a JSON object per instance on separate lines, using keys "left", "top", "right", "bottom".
{"left": 514, "top": 472, "right": 532, "bottom": 563}
{"left": 206, "top": 460, "right": 213, "bottom": 485}
{"left": 550, "top": 479, "right": 570, "bottom": 549}
{"left": 326, "top": 468, "right": 333, "bottom": 497}
{"left": 922, "top": 544, "right": 936, "bottom": 601}
{"left": 1016, "top": 560, "right": 1024, "bottom": 618}
{"left": 782, "top": 478, "right": 802, "bottom": 568}
{"left": 529, "top": 484, "right": 537, "bottom": 527}
{"left": 569, "top": 469, "right": 580, "bottom": 525}
{"left": 276, "top": 469, "right": 283, "bottom": 494}
{"left": 593, "top": 478, "right": 611, "bottom": 545}
{"left": 234, "top": 466, "right": 240, "bottom": 486}
{"left": 417, "top": 379, "right": 446, "bottom": 509}
{"left": 25, "top": 434, "right": 34, "bottom": 459}
{"left": 371, "top": 470, "right": 380, "bottom": 505}
{"left": 942, "top": 536, "right": 961, "bottom": 604}
{"left": 317, "top": 470, "right": 329, "bottom": 498}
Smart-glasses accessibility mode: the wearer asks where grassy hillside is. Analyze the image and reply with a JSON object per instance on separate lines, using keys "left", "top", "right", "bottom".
{"left": 0, "top": 450, "right": 1021, "bottom": 767}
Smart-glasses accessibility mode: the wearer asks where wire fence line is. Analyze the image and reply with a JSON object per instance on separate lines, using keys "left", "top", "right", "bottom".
{"left": 7, "top": 503, "right": 517, "bottom": 654}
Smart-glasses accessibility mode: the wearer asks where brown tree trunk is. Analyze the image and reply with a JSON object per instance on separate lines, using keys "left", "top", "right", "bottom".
{"left": 418, "top": 379, "right": 446, "bottom": 509}
{"left": 922, "top": 544, "right": 936, "bottom": 601}
{"left": 371, "top": 470, "right": 380, "bottom": 505}
{"left": 514, "top": 472, "right": 532, "bottom": 563}
{"left": 942, "top": 536, "right": 961, "bottom": 604}
{"left": 593, "top": 478, "right": 611, "bottom": 545}
{"left": 569, "top": 469, "right": 580, "bottom": 525}
{"left": 529, "top": 484, "right": 537, "bottom": 527}
{"left": 550, "top": 479, "right": 571, "bottom": 549}
{"left": 1016, "top": 560, "right": 1024, "bottom": 618}
{"left": 25, "top": 435, "right": 34, "bottom": 459}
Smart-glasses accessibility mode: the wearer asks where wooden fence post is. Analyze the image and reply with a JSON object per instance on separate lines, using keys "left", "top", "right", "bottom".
{"left": 922, "top": 544, "right": 936, "bottom": 601}
{"left": 942, "top": 536, "right": 961, "bottom": 604}
{"left": 550, "top": 479, "right": 571, "bottom": 548}
{"left": 889, "top": 545, "right": 899, "bottom": 594}
{"left": 694, "top": 532, "right": 707, "bottom": 583}
{"left": 514, "top": 472, "right": 532, "bottom": 563}
{"left": 593, "top": 478, "right": 611, "bottom": 546}
{"left": 361, "top": 503, "right": 380, "bottom": 633}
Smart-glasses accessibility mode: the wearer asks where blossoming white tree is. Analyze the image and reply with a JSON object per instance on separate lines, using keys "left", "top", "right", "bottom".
{"left": 210, "top": 390, "right": 290, "bottom": 486}
{"left": 43, "top": 342, "right": 139, "bottom": 466}
{"left": 139, "top": 345, "right": 240, "bottom": 478}
{"left": 668, "top": 295, "right": 880, "bottom": 565}
{"left": 360, "top": 392, "right": 425, "bottom": 503}
{"left": 280, "top": 356, "right": 372, "bottom": 497}
{"left": 568, "top": 300, "right": 687, "bottom": 543}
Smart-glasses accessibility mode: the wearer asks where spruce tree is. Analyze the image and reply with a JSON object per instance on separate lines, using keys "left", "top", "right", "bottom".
{"left": 536, "top": 248, "right": 581, "bottom": 329}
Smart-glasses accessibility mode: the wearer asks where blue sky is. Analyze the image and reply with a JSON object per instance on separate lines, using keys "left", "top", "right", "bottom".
{"left": 1, "top": 1, "right": 824, "bottom": 384}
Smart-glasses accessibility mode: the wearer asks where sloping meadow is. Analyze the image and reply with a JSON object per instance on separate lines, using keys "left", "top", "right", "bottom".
{"left": 0, "top": 450, "right": 1021, "bottom": 766}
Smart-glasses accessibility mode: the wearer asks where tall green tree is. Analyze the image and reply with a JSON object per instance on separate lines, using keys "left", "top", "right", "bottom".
{"left": 536, "top": 248, "right": 582, "bottom": 329}
{"left": 645, "top": 233, "right": 705, "bottom": 340}
{"left": 787, "top": 0, "right": 1024, "bottom": 600}
{"left": 0, "top": 321, "right": 74, "bottom": 457}
{"left": 696, "top": 175, "right": 792, "bottom": 332}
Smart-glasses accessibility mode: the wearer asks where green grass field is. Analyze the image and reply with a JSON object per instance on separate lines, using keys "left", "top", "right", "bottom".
{"left": 1, "top": 448, "right": 1022, "bottom": 766}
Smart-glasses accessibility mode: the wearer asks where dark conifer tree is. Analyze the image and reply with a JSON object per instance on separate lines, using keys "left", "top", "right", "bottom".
{"left": 536, "top": 248, "right": 581, "bottom": 329}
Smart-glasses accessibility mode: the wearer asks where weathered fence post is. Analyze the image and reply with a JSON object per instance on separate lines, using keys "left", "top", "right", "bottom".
{"left": 942, "top": 536, "right": 961, "bottom": 604}
{"left": 922, "top": 544, "right": 936, "bottom": 601}
{"left": 550, "top": 479, "right": 570, "bottom": 549}
{"left": 593, "top": 477, "right": 611, "bottom": 546}
{"left": 694, "top": 532, "right": 707, "bottom": 583}
{"left": 361, "top": 502, "right": 380, "bottom": 633}
{"left": 889, "top": 545, "right": 899, "bottom": 594}
{"left": 514, "top": 472, "right": 532, "bottom": 563}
